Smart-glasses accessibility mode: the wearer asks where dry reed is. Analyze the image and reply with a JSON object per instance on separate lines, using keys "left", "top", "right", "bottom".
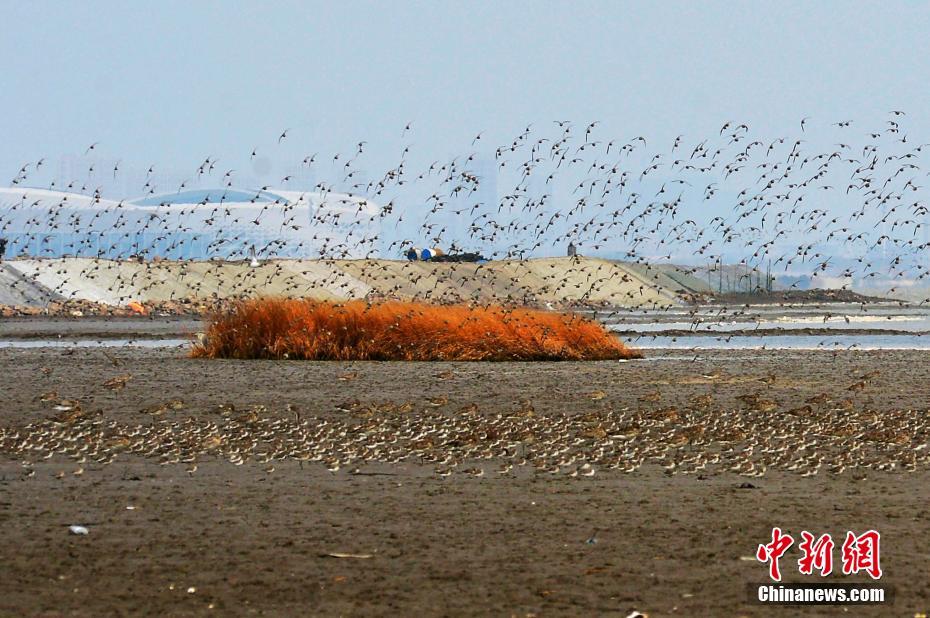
{"left": 191, "top": 298, "right": 640, "bottom": 361}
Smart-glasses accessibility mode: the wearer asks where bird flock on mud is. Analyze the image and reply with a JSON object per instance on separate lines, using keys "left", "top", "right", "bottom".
{"left": 1, "top": 365, "right": 928, "bottom": 479}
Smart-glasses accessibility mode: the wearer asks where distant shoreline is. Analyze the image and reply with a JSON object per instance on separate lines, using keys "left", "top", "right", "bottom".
{"left": 613, "top": 327, "right": 929, "bottom": 338}
{"left": 688, "top": 288, "right": 894, "bottom": 305}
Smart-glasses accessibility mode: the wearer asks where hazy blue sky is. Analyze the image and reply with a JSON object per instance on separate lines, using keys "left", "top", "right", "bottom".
{"left": 3, "top": 1, "right": 929, "bottom": 186}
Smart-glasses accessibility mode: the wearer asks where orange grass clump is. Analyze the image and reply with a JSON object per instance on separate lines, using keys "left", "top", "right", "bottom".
{"left": 192, "top": 298, "right": 641, "bottom": 361}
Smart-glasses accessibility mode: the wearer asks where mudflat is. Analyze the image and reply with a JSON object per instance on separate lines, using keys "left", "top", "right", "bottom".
{"left": 1, "top": 345, "right": 928, "bottom": 616}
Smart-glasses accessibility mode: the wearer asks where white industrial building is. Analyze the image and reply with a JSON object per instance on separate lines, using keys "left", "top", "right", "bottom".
{"left": 0, "top": 186, "right": 382, "bottom": 260}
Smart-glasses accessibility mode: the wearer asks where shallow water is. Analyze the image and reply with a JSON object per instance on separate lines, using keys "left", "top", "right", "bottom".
{"left": 622, "top": 333, "right": 930, "bottom": 350}
{"left": 4, "top": 304, "right": 930, "bottom": 352}
{"left": 610, "top": 314, "right": 930, "bottom": 333}
{"left": 599, "top": 303, "right": 930, "bottom": 350}
{"left": 603, "top": 303, "right": 930, "bottom": 331}
{"left": 0, "top": 339, "right": 190, "bottom": 349}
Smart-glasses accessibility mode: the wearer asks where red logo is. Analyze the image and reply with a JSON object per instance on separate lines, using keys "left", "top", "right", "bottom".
{"left": 841, "top": 530, "right": 882, "bottom": 579}
{"left": 756, "top": 527, "right": 794, "bottom": 582}
{"left": 757, "top": 529, "right": 882, "bottom": 581}
{"left": 798, "top": 531, "right": 834, "bottom": 576}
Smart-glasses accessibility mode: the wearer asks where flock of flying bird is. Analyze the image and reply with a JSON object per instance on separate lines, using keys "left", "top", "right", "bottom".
{"left": 3, "top": 112, "right": 930, "bottom": 306}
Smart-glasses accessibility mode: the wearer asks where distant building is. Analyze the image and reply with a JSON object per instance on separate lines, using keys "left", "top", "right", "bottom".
{"left": 567, "top": 241, "right": 577, "bottom": 257}
{"left": 0, "top": 187, "right": 382, "bottom": 260}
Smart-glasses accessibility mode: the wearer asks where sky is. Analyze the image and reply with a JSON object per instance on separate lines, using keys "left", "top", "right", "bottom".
{"left": 3, "top": 1, "right": 929, "bottom": 183}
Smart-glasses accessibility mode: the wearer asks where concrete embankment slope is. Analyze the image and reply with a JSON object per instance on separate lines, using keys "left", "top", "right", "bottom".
{"left": 0, "top": 263, "right": 63, "bottom": 306}
{"left": 0, "top": 257, "right": 699, "bottom": 308}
